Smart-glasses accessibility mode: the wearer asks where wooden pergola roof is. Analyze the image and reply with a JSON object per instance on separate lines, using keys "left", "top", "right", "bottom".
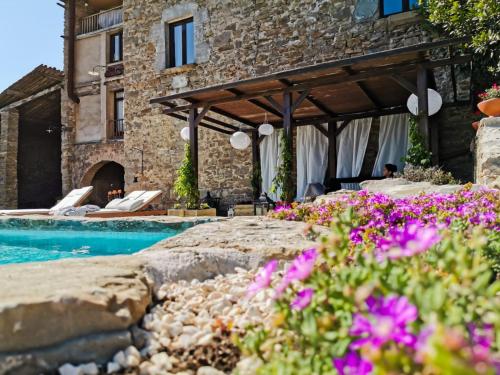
{"left": 150, "top": 38, "right": 470, "bottom": 135}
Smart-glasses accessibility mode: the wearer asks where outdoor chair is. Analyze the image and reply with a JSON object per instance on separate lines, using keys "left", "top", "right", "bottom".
{"left": 0, "top": 186, "right": 94, "bottom": 216}
{"left": 85, "top": 190, "right": 164, "bottom": 218}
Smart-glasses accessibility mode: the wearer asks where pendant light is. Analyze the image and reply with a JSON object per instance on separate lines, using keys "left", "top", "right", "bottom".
{"left": 258, "top": 113, "right": 274, "bottom": 136}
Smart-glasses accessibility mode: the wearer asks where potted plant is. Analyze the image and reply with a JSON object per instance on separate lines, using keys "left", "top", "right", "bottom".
{"left": 168, "top": 144, "right": 216, "bottom": 217}
{"left": 477, "top": 83, "right": 500, "bottom": 117}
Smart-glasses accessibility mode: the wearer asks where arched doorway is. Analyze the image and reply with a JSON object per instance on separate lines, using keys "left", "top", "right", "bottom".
{"left": 83, "top": 161, "right": 125, "bottom": 207}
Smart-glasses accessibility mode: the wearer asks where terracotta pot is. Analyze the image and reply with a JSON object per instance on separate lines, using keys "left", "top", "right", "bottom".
{"left": 477, "top": 98, "right": 500, "bottom": 117}
{"left": 472, "top": 121, "right": 480, "bottom": 131}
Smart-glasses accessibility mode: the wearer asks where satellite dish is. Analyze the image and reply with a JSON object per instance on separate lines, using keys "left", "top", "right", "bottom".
{"left": 407, "top": 89, "right": 443, "bottom": 116}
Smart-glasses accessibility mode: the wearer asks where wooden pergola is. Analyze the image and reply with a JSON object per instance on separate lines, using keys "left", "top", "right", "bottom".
{"left": 150, "top": 39, "right": 470, "bottom": 191}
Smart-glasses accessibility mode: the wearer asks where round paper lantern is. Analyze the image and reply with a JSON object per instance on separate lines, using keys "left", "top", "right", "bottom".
{"left": 180, "top": 127, "right": 190, "bottom": 141}
{"left": 406, "top": 89, "right": 443, "bottom": 116}
{"left": 258, "top": 123, "right": 274, "bottom": 136}
{"left": 230, "top": 131, "right": 251, "bottom": 150}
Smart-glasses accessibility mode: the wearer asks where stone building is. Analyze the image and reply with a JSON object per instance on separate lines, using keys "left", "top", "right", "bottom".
{"left": 0, "top": 65, "right": 63, "bottom": 209}
{"left": 56, "top": 0, "right": 476, "bottom": 210}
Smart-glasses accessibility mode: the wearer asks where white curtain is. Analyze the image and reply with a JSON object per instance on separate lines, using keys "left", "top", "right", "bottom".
{"left": 296, "top": 125, "right": 328, "bottom": 199}
{"left": 372, "top": 113, "right": 410, "bottom": 177}
{"left": 98, "top": 8, "right": 123, "bottom": 29}
{"left": 336, "top": 118, "right": 372, "bottom": 178}
{"left": 259, "top": 130, "right": 282, "bottom": 201}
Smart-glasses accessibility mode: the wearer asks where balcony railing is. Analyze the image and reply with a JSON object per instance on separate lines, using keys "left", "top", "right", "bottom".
{"left": 109, "top": 119, "right": 124, "bottom": 140}
{"left": 79, "top": 6, "right": 123, "bottom": 35}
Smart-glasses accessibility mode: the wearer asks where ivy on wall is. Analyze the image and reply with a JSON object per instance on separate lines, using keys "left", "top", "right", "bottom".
{"left": 174, "top": 143, "right": 200, "bottom": 209}
{"left": 271, "top": 132, "right": 295, "bottom": 203}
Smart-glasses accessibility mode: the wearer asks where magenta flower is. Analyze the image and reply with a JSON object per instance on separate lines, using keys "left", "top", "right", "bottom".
{"left": 247, "top": 260, "right": 278, "bottom": 298}
{"left": 275, "top": 248, "right": 317, "bottom": 295}
{"left": 332, "top": 351, "right": 373, "bottom": 375}
{"left": 290, "top": 288, "right": 314, "bottom": 310}
{"left": 376, "top": 223, "right": 441, "bottom": 260}
{"left": 350, "top": 295, "right": 418, "bottom": 349}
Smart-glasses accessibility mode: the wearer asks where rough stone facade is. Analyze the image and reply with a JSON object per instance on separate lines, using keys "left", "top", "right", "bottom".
{"left": 475, "top": 117, "right": 500, "bottom": 189}
{"left": 0, "top": 109, "right": 19, "bottom": 209}
{"left": 60, "top": 0, "right": 476, "bottom": 210}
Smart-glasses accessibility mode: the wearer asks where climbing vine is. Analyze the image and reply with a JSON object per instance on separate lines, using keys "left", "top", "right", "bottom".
{"left": 404, "top": 115, "right": 432, "bottom": 168}
{"left": 272, "top": 132, "right": 295, "bottom": 203}
{"left": 174, "top": 143, "right": 199, "bottom": 209}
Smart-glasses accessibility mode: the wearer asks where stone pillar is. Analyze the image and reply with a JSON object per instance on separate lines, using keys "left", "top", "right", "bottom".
{"left": 475, "top": 117, "right": 500, "bottom": 189}
{"left": 0, "top": 109, "right": 19, "bottom": 208}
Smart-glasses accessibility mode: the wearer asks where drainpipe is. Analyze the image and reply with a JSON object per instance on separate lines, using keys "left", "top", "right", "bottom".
{"left": 67, "top": 0, "right": 80, "bottom": 103}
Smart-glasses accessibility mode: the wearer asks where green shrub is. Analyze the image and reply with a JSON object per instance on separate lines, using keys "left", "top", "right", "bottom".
{"left": 400, "top": 165, "right": 458, "bottom": 185}
{"left": 173, "top": 143, "right": 199, "bottom": 209}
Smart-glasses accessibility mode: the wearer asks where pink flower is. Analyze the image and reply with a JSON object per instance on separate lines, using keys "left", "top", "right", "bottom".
{"left": 332, "top": 351, "right": 373, "bottom": 375}
{"left": 290, "top": 288, "right": 314, "bottom": 310}
{"left": 247, "top": 260, "right": 278, "bottom": 298}
{"left": 350, "top": 295, "right": 418, "bottom": 350}
{"left": 376, "top": 223, "right": 441, "bottom": 260}
{"left": 275, "top": 248, "right": 317, "bottom": 295}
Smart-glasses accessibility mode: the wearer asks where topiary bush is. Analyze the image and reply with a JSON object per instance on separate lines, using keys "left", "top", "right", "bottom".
{"left": 173, "top": 143, "right": 200, "bottom": 209}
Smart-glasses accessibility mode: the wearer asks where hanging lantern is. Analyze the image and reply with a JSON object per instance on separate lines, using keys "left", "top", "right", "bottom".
{"left": 406, "top": 89, "right": 443, "bottom": 116}
{"left": 258, "top": 113, "right": 274, "bottom": 136}
{"left": 230, "top": 131, "right": 251, "bottom": 150}
{"left": 180, "top": 127, "right": 190, "bottom": 141}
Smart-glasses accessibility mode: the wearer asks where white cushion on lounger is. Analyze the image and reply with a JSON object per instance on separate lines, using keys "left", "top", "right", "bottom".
{"left": 105, "top": 198, "right": 124, "bottom": 209}
{"left": 51, "top": 186, "right": 93, "bottom": 211}
{"left": 117, "top": 199, "right": 144, "bottom": 212}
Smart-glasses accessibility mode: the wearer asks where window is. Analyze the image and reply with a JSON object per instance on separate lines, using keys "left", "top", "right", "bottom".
{"left": 110, "top": 31, "right": 123, "bottom": 63}
{"left": 113, "top": 90, "right": 124, "bottom": 139}
{"left": 380, "top": 0, "right": 419, "bottom": 17}
{"left": 168, "top": 18, "right": 194, "bottom": 68}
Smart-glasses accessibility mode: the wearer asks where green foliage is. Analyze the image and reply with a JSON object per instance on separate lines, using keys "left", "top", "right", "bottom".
{"left": 251, "top": 164, "right": 262, "bottom": 200}
{"left": 404, "top": 116, "right": 432, "bottom": 168}
{"left": 419, "top": 0, "right": 500, "bottom": 84}
{"left": 241, "top": 213, "right": 500, "bottom": 374}
{"left": 271, "top": 132, "right": 295, "bottom": 203}
{"left": 173, "top": 143, "right": 199, "bottom": 209}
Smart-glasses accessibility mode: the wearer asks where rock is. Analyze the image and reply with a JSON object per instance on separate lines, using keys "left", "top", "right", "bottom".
{"left": 80, "top": 363, "right": 99, "bottom": 375}
{"left": 359, "top": 178, "right": 471, "bottom": 198}
{"left": 0, "top": 256, "right": 151, "bottom": 354}
{"left": 196, "top": 366, "right": 225, "bottom": 375}
{"left": 58, "top": 363, "right": 83, "bottom": 375}
{"left": 235, "top": 356, "right": 264, "bottom": 375}
{"left": 150, "top": 352, "right": 172, "bottom": 370}
{"left": 106, "top": 362, "right": 121, "bottom": 374}
{"left": 112, "top": 351, "right": 127, "bottom": 368}
{"left": 166, "top": 321, "right": 183, "bottom": 337}
{"left": 476, "top": 117, "right": 500, "bottom": 189}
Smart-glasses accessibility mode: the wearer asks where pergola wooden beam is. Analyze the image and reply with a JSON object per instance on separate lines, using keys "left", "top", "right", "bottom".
{"left": 279, "top": 78, "right": 338, "bottom": 117}
{"left": 389, "top": 74, "right": 418, "bottom": 94}
{"left": 342, "top": 67, "right": 382, "bottom": 109}
{"left": 227, "top": 88, "right": 282, "bottom": 118}
{"left": 151, "top": 38, "right": 469, "bottom": 105}
{"left": 165, "top": 112, "right": 234, "bottom": 134}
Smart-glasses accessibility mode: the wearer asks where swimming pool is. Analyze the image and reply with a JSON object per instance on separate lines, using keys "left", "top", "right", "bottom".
{"left": 0, "top": 218, "right": 191, "bottom": 265}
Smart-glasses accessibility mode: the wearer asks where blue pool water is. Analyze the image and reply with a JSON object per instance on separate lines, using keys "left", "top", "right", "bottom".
{"left": 0, "top": 227, "right": 180, "bottom": 265}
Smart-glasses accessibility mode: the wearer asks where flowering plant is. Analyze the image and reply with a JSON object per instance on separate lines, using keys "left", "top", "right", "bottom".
{"left": 239, "top": 188, "right": 500, "bottom": 374}
{"left": 479, "top": 83, "right": 500, "bottom": 101}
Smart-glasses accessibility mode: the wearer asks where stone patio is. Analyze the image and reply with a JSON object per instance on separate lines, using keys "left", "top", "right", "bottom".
{"left": 0, "top": 215, "right": 319, "bottom": 374}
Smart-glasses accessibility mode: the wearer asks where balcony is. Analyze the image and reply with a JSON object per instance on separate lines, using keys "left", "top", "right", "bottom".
{"left": 79, "top": 6, "right": 122, "bottom": 36}
{"left": 108, "top": 119, "right": 124, "bottom": 140}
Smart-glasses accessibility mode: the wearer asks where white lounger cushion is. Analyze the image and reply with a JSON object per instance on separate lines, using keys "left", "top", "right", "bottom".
{"left": 0, "top": 186, "right": 93, "bottom": 216}
{"left": 50, "top": 186, "right": 94, "bottom": 212}
{"left": 105, "top": 198, "right": 124, "bottom": 210}
{"left": 117, "top": 199, "right": 144, "bottom": 212}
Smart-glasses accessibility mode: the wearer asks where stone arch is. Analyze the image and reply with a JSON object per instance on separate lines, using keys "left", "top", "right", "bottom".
{"left": 81, "top": 160, "right": 125, "bottom": 207}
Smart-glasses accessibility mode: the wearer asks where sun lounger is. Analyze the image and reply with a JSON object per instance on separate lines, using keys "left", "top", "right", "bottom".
{"left": 0, "top": 186, "right": 94, "bottom": 216}
{"left": 86, "top": 190, "right": 164, "bottom": 218}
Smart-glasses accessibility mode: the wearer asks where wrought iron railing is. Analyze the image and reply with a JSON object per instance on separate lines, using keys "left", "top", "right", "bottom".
{"left": 79, "top": 6, "right": 123, "bottom": 35}
{"left": 109, "top": 119, "right": 124, "bottom": 140}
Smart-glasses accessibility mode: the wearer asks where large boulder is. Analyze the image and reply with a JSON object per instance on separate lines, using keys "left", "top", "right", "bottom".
{"left": 476, "top": 117, "right": 500, "bottom": 189}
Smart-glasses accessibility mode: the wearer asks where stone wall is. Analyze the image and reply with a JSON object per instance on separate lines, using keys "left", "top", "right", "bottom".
{"left": 121, "top": 0, "right": 435, "bottom": 208}
{"left": 0, "top": 109, "right": 19, "bottom": 209}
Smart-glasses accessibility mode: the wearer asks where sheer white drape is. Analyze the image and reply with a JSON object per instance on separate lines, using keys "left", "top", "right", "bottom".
{"left": 296, "top": 125, "right": 329, "bottom": 199}
{"left": 259, "top": 130, "right": 282, "bottom": 201}
{"left": 98, "top": 8, "right": 123, "bottom": 29}
{"left": 336, "top": 118, "right": 372, "bottom": 178}
{"left": 372, "top": 113, "right": 410, "bottom": 177}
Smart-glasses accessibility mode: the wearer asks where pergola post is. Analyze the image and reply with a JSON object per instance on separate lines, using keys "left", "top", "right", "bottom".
{"left": 327, "top": 121, "right": 337, "bottom": 181}
{"left": 417, "top": 64, "right": 430, "bottom": 149}
{"left": 188, "top": 107, "right": 199, "bottom": 189}
{"left": 251, "top": 131, "right": 261, "bottom": 198}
